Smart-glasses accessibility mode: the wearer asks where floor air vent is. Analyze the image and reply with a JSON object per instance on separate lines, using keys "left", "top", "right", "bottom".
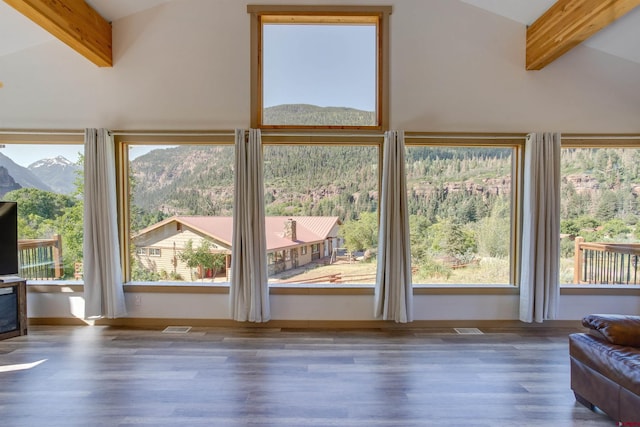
{"left": 454, "top": 327, "right": 483, "bottom": 335}
{"left": 162, "top": 326, "right": 192, "bottom": 334}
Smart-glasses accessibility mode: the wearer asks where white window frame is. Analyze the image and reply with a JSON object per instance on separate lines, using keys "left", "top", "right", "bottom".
{"left": 148, "top": 248, "right": 161, "bottom": 257}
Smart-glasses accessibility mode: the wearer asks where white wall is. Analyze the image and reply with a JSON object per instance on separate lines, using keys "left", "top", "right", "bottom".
{"left": 27, "top": 291, "right": 640, "bottom": 323}
{"left": 1, "top": 0, "right": 639, "bottom": 132}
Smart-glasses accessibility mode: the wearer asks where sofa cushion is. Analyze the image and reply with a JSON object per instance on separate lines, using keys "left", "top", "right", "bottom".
{"left": 582, "top": 314, "right": 640, "bottom": 347}
{"left": 570, "top": 333, "right": 640, "bottom": 396}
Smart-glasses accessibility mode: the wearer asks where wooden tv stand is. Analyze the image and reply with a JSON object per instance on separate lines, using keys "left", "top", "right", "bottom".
{"left": 0, "top": 279, "right": 27, "bottom": 340}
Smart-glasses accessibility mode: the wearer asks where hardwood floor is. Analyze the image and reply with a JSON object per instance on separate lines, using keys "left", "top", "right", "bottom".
{"left": 0, "top": 325, "right": 616, "bottom": 426}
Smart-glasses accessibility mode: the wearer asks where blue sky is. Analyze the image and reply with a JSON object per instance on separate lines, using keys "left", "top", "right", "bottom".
{"left": 1, "top": 144, "right": 155, "bottom": 167}
{"left": 263, "top": 24, "right": 377, "bottom": 111}
{"left": 1, "top": 144, "right": 82, "bottom": 167}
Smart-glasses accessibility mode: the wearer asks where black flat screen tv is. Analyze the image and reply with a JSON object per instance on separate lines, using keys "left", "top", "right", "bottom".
{"left": 0, "top": 201, "right": 18, "bottom": 277}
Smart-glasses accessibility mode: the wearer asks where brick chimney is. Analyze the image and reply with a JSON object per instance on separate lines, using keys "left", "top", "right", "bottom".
{"left": 284, "top": 218, "right": 297, "bottom": 241}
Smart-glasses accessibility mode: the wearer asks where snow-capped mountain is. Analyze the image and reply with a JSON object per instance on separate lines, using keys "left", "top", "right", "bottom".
{"left": 29, "top": 156, "right": 75, "bottom": 170}
{"left": 0, "top": 152, "right": 52, "bottom": 196}
{"left": 28, "top": 156, "right": 81, "bottom": 195}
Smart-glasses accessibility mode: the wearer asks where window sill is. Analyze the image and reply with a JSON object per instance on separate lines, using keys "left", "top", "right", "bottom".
{"left": 27, "top": 282, "right": 84, "bottom": 293}
{"left": 412, "top": 284, "right": 518, "bottom": 295}
{"left": 123, "top": 282, "right": 519, "bottom": 296}
{"left": 27, "top": 282, "right": 640, "bottom": 297}
{"left": 560, "top": 284, "right": 640, "bottom": 295}
{"left": 124, "top": 282, "right": 229, "bottom": 294}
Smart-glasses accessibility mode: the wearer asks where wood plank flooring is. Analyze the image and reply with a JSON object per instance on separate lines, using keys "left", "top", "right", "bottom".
{"left": 0, "top": 325, "right": 617, "bottom": 426}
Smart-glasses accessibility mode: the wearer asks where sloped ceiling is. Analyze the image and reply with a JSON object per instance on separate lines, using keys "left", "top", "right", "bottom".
{"left": 460, "top": 0, "right": 640, "bottom": 64}
{"left": 1, "top": 0, "right": 639, "bottom": 65}
{"left": 0, "top": 0, "right": 171, "bottom": 57}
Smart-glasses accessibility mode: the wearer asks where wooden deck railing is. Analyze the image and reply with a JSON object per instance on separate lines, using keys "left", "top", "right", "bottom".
{"left": 18, "top": 235, "right": 63, "bottom": 280}
{"left": 16, "top": 234, "right": 640, "bottom": 284}
{"left": 573, "top": 236, "right": 640, "bottom": 285}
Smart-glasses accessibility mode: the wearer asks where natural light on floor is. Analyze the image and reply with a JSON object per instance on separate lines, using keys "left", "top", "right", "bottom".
{"left": 0, "top": 359, "right": 47, "bottom": 373}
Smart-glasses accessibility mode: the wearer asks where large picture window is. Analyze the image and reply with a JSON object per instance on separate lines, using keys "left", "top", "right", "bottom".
{"left": 560, "top": 145, "right": 640, "bottom": 285}
{"left": 120, "top": 142, "right": 235, "bottom": 283}
{"left": 405, "top": 141, "right": 521, "bottom": 285}
{"left": 248, "top": 5, "right": 391, "bottom": 130}
{"left": 263, "top": 143, "right": 379, "bottom": 285}
{"left": 0, "top": 143, "right": 84, "bottom": 282}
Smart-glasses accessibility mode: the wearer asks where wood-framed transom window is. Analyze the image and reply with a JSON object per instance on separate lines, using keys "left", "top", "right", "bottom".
{"left": 248, "top": 5, "right": 391, "bottom": 130}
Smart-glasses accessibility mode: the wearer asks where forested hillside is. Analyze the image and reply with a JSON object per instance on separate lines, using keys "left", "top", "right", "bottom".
{"left": 561, "top": 148, "right": 640, "bottom": 226}
{"left": 262, "top": 145, "right": 378, "bottom": 220}
{"left": 130, "top": 145, "right": 513, "bottom": 231}
{"left": 130, "top": 104, "right": 378, "bottom": 227}
{"left": 263, "top": 104, "right": 376, "bottom": 126}
{"left": 127, "top": 142, "right": 514, "bottom": 283}
{"left": 131, "top": 145, "right": 235, "bottom": 223}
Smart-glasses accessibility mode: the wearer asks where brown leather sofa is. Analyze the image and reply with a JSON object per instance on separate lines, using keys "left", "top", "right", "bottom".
{"left": 569, "top": 314, "right": 640, "bottom": 423}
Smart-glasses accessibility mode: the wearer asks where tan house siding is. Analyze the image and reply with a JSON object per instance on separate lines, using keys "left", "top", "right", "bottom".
{"left": 133, "top": 216, "right": 340, "bottom": 281}
{"left": 298, "top": 246, "right": 312, "bottom": 266}
{"left": 135, "top": 225, "right": 230, "bottom": 280}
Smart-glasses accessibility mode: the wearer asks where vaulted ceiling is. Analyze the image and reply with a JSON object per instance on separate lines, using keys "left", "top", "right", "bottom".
{"left": 0, "top": 0, "right": 171, "bottom": 62}
{"left": 1, "top": 0, "right": 639, "bottom": 69}
{"left": 3, "top": 0, "right": 113, "bottom": 66}
{"left": 462, "top": 0, "right": 640, "bottom": 66}
{"left": 525, "top": 0, "right": 640, "bottom": 70}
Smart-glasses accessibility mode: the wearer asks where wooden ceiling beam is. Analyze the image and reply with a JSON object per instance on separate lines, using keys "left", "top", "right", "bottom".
{"left": 3, "top": 0, "right": 112, "bottom": 67}
{"left": 526, "top": 0, "right": 640, "bottom": 70}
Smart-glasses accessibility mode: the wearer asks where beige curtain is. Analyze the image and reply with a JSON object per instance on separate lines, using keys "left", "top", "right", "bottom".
{"left": 520, "top": 132, "right": 561, "bottom": 323}
{"left": 375, "top": 130, "right": 413, "bottom": 323}
{"left": 83, "top": 128, "right": 127, "bottom": 319}
{"left": 230, "top": 129, "right": 270, "bottom": 322}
